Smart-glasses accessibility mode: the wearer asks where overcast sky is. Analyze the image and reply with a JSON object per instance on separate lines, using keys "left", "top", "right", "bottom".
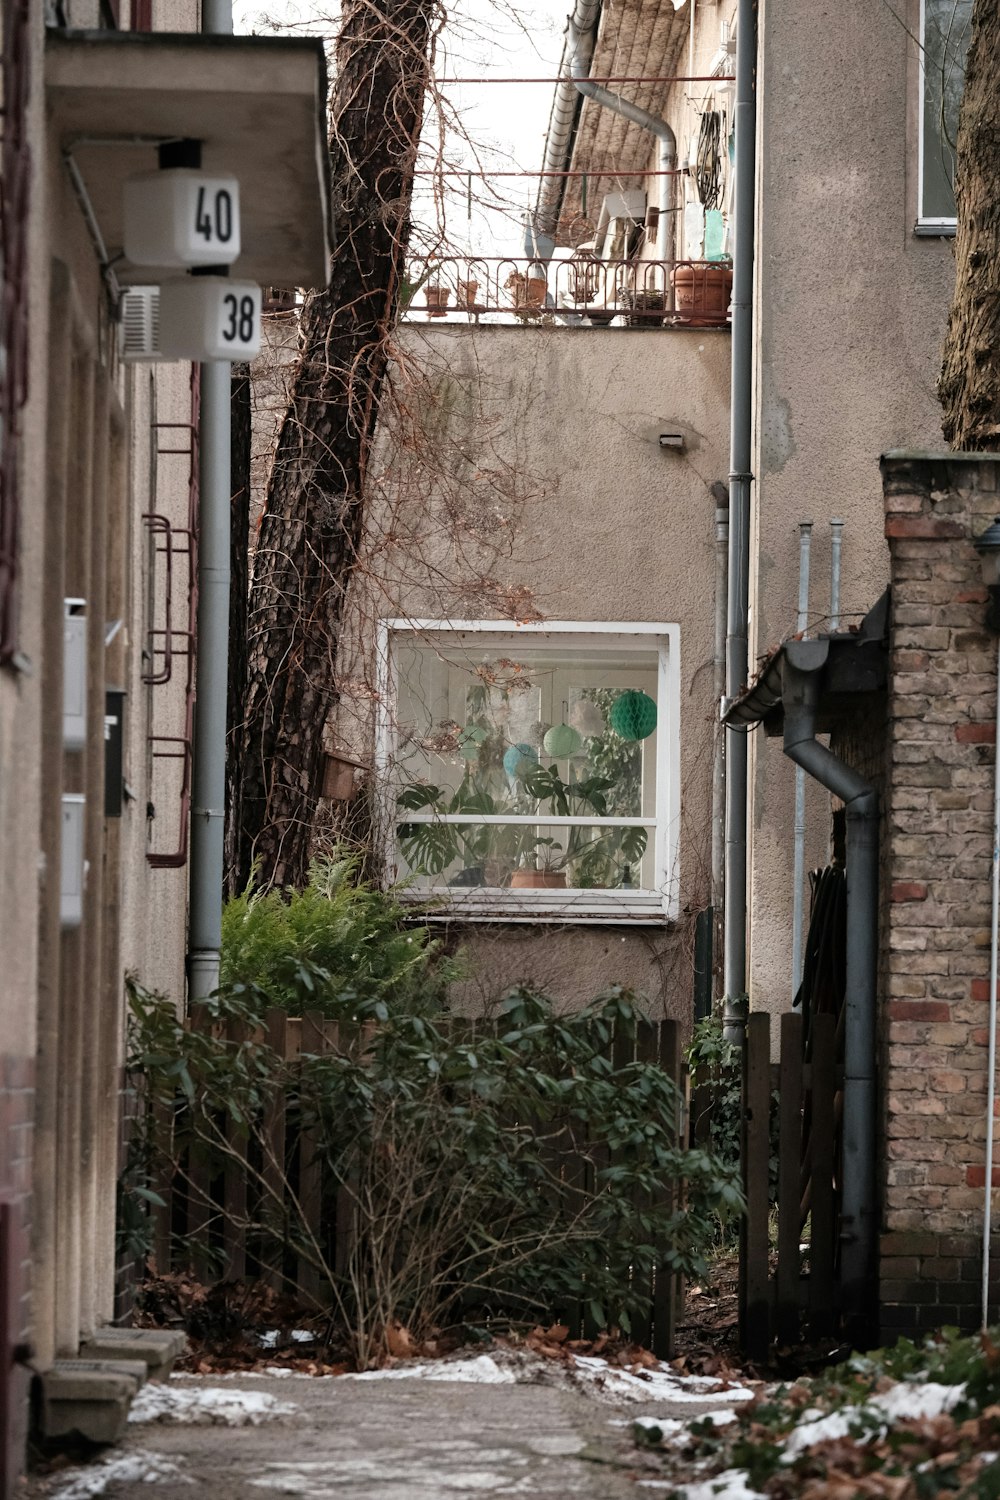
{"left": 233, "top": 0, "right": 570, "bottom": 258}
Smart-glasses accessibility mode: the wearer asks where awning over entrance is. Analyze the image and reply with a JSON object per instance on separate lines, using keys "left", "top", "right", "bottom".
{"left": 46, "top": 30, "right": 333, "bottom": 288}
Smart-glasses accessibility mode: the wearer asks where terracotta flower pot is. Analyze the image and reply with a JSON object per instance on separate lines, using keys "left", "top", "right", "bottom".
{"left": 510, "top": 869, "right": 567, "bottom": 889}
{"left": 426, "top": 285, "right": 451, "bottom": 318}
{"left": 671, "top": 263, "right": 733, "bottom": 327}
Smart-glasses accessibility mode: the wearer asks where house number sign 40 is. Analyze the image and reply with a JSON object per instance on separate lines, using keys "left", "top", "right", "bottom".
{"left": 123, "top": 169, "right": 243, "bottom": 268}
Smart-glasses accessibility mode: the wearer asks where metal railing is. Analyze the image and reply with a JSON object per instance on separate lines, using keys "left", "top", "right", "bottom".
{"left": 403, "top": 256, "right": 733, "bottom": 328}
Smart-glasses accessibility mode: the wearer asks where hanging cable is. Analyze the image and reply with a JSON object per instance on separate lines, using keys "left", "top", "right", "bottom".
{"left": 695, "top": 109, "right": 722, "bottom": 209}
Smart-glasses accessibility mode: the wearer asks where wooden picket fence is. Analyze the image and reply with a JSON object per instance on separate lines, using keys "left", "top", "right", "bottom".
{"left": 740, "top": 1010, "right": 841, "bottom": 1358}
{"left": 147, "top": 1010, "right": 687, "bottom": 1357}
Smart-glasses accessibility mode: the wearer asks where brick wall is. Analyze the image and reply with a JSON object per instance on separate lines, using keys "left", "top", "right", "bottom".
{"left": 0, "top": 1053, "right": 34, "bottom": 1497}
{"left": 880, "top": 452, "right": 1000, "bottom": 1339}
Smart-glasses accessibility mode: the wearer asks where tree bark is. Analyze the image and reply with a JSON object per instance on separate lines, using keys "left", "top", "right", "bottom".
{"left": 940, "top": 0, "right": 1000, "bottom": 448}
{"left": 235, "top": 0, "right": 437, "bottom": 890}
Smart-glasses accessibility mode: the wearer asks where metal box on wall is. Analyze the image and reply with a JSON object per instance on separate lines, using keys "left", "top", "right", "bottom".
{"left": 60, "top": 794, "right": 85, "bottom": 928}
{"left": 63, "top": 599, "right": 86, "bottom": 751}
{"left": 104, "top": 689, "right": 126, "bottom": 818}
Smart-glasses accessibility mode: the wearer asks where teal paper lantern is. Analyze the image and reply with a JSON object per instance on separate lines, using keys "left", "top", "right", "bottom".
{"left": 503, "top": 742, "right": 538, "bottom": 778}
{"left": 543, "top": 722, "right": 582, "bottom": 757}
{"left": 609, "top": 690, "right": 657, "bottom": 741}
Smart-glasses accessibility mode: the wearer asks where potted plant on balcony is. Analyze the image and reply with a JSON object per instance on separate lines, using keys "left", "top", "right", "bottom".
{"left": 671, "top": 260, "right": 733, "bottom": 327}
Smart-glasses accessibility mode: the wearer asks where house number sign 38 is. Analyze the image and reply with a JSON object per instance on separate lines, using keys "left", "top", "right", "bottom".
{"left": 159, "top": 277, "right": 262, "bottom": 362}
{"left": 123, "top": 169, "right": 243, "bottom": 268}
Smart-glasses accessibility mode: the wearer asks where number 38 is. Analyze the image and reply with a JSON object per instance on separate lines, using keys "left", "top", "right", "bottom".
{"left": 221, "top": 293, "right": 256, "bottom": 345}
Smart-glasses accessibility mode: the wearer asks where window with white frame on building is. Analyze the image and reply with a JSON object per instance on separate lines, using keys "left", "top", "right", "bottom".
{"left": 376, "top": 622, "right": 680, "bottom": 922}
{"left": 919, "top": 0, "right": 973, "bottom": 228}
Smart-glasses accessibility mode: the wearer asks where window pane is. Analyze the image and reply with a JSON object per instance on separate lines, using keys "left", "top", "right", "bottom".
{"left": 395, "top": 821, "right": 652, "bottom": 893}
{"left": 922, "top": 0, "right": 973, "bottom": 220}
{"left": 392, "top": 636, "right": 661, "bottom": 892}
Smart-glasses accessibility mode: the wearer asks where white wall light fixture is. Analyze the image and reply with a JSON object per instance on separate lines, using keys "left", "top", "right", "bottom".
{"left": 158, "top": 275, "right": 262, "bottom": 361}
{"left": 123, "top": 170, "right": 242, "bottom": 268}
{"left": 123, "top": 140, "right": 260, "bottom": 363}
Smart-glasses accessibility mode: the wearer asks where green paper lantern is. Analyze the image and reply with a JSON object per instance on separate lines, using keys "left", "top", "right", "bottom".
{"left": 458, "top": 725, "right": 487, "bottom": 759}
{"left": 609, "top": 690, "right": 657, "bottom": 741}
{"left": 543, "top": 722, "right": 582, "bottom": 757}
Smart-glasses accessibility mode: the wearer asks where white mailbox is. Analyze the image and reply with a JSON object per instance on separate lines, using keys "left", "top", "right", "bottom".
{"left": 63, "top": 598, "right": 86, "bottom": 751}
{"left": 61, "top": 793, "right": 86, "bottom": 929}
{"left": 159, "top": 277, "right": 262, "bottom": 362}
{"left": 123, "top": 170, "right": 241, "bottom": 268}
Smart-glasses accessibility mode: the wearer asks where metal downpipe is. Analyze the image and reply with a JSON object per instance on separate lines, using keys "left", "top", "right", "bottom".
{"left": 531, "top": 0, "right": 601, "bottom": 254}
{"left": 722, "top": 0, "right": 757, "bottom": 1038}
{"left": 566, "top": 22, "right": 676, "bottom": 264}
{"left": 782, "top": 652, "right": 878, "bottom": 1335}
{"left": 188, "top": 0, "right": 234, "bottom": 1004}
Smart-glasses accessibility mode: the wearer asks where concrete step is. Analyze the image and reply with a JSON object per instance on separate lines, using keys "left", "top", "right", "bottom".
{"left": 80, "top": 1326, "right": 188, "bottom": 1381}
{"left": 40, "top": 1358, "right": 148, "bottom": 1444}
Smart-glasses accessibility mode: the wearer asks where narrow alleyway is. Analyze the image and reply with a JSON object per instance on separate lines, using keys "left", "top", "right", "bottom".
{"left": 28, "top": 1362, "right": 753, "bottom": 1498}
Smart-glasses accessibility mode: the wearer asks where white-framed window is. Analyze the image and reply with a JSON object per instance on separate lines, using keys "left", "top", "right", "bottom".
{"left": 375, "top": 620, "right": 681, "bottom": 923}
{"left": 918, "top": 0, "right": 973, "bottom": 230}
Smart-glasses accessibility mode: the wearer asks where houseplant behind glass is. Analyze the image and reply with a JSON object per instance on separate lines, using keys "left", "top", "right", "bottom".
{"left": 396, "top": 761, "right": 645, "bottom": 891}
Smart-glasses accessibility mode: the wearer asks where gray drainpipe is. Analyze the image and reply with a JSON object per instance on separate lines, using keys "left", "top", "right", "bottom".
{"left": 566, "top": 20, "right": 676, "bottom": 263}
{"left": 188, "top": 0, "right": 234, "bottom": 1005}
{"left": 530, "top": 0, "right": 601, "bottom": 257}
{"left": 781, "top": 640, "right": 878, "bottom": 1335}
{"left": 721, "top": 0, "right": 756, "bottom": 1040}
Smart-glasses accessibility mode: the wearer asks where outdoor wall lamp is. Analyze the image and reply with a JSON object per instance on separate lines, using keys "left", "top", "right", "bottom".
{"left": 974, "top": 517, "right": 1000, "bottom": 633}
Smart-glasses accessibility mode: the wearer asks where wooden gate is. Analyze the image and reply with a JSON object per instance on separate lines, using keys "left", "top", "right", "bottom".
{"left": 740, "top": 1009, "right": 841, "bottom": 1359}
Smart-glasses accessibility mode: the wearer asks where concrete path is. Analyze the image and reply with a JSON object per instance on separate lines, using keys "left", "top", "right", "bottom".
{"left": 32, "top": 1363, "right": 751, "bottom": 1498}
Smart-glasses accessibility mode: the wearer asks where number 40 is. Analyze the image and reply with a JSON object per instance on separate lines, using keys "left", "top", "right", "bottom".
{"left": 195, "top": 187, "right": 233, "bottom": 244}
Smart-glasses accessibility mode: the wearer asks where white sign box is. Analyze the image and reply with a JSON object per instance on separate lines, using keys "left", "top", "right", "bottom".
{"left": 123, "top": 169, "right": 241, "bottom": 268}
{"left": 159, "top": 277, "right": 262, "bottom": 362}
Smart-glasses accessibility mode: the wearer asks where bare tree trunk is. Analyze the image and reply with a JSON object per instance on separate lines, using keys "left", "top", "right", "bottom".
{"left": 940, "top": 0, "right": 1000, "bottom": 448}
{"left": 235, "top": 0, "right": 438, "bottom": 890}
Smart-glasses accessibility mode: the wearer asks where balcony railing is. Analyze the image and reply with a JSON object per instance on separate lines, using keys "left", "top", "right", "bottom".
{"left": 403, "top": 257, "right": 733, "bottom": 329}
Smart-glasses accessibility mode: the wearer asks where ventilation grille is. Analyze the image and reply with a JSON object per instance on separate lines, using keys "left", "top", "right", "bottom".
{"left": 120, "top": 285, "right": 163, "bottom": 362}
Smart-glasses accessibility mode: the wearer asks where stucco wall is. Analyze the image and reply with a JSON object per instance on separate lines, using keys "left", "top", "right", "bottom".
{"left": 747, "top": 0, "right": 958, "bottom": 1017}
{"left": 340, "top": 323, "right": 731, "bottom": 1016}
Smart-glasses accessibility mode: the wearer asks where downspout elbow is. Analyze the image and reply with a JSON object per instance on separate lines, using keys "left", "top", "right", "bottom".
{"left": 781, "top": 652, "right": 876, "bottom": 817}
{"left": 566, "top": 25, "right": 676, "bottom": 264}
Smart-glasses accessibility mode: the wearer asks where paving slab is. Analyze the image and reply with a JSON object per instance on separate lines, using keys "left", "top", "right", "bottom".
{"left": 35, "top": 1375, "right": 641, "bottom": 1497}
{"left": 30, "top": 1360, "right": 753, "bottom": 1499}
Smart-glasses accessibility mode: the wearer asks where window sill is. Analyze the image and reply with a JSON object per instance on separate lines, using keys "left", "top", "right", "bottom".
{"left": 396, "top": 887, "right": 672, "bottom": 925}
{"left": 913, "top": 221, "right": 956, "bottom": 238}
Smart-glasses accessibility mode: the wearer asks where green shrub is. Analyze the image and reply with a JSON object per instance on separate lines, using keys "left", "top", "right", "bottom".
{"left": 126, "top": 979, "right": 743, "bottom": 1367}
{"left": 221, "top": 854, "right": 452, "bottom": 1019}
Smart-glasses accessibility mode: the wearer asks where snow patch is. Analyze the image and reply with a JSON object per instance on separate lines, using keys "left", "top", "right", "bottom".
{"left": 571, "top": 1356, "right": 755, "bottom": 1405}
{"left": 258, "top": 1329, "right": 315, "bottom": 1349}
{"left": 668, "top": 1467, "right": 767, "bottom": 1500}
{"left": 782, "top": 1382, "right": 967, "bottom": 1459}
{"left": 129, "top": 1383, "right": 298, "bottom": 1425}
{"left": 347, "top": 1353, "right": 517, "bottom": 1385}
{"left": 49, "top": 1451, "right": 192, "bottom": 1497}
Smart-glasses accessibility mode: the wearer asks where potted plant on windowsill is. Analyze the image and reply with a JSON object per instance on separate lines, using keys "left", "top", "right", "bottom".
{"left": 395, "top": 761, "right": 618, "bottom": 890}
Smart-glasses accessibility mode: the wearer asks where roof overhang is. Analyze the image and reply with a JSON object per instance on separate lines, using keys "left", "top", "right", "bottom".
{"left": 538, "top": 0, "right": 689, "bottom": 247}
{"left": 46, "top": 30, "right": 333, "bottom": 288}
{"left": 724, "top": 592, "right": 890, "bottom": 735}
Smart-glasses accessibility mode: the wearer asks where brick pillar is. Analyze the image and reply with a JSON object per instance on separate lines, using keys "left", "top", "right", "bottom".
{"left": 880, "top": 451, "right": 1000, "bottom": 1338}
